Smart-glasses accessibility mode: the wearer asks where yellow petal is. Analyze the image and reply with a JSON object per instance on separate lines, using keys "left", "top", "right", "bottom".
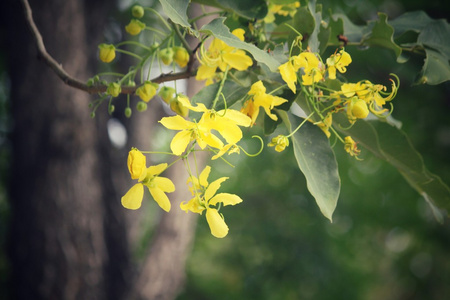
{"left": 218, "top": 109, "right": 252, "bottom": 127}
{"left": 199, "top": 166, "right": 211, "bottom": 187}
{"left": 159, "top": 115, "right": 193, "bottom": 130}
{"left": 170, "top": 130, "right": 192, "bottom": 155}
{"left": 209, "top": 193, "right": 243, "bottom": 206}
{"left": 232, "top": 28, "right": 246, "bottom": 41}
{"left": 148, "top": 187, "right": 171, "bottom": 212}
{"left": 147, "top": 163, "right": 168, "bottom": 176}
{"left": 278, "top": 62, "right": 297, "bottom": 93}
{"left": 127, "top": 149, "right": 147, "bottom": 180}
{"left": 153, "top": 176, "right": 175, "bottom": 193}
{"left": 206, "top": 208, "right": 229, "bottom": 238}
{"left": 222, "top": 52, "right": 253, "bottom": 71}
{"left": 121, "top": 183, "right": 144, "bottom": 210}
{"left": 205, "top": 177, "right": 228, "bottom": 202}
{"left": 196, "top": 64, "right": 217, "bottom": 81}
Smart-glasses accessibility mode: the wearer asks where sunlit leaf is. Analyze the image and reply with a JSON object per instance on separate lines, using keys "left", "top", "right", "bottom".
{"left": 200, "top": 18, "right": 280, "bottom": 71}
{"left": 334, "top": 114, "right": 450, "bottom": 220}
{"left": 289, "top": 113, "right": 340, "bottom": 221}
{"left": 159, "top": 0, "right": 191, "bottom": 29}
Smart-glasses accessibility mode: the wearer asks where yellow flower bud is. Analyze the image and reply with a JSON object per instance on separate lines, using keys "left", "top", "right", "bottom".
{"left": 98, "top": 44, "right": 116, "bottom": 63}
{"left": 352, "top": 99, "right": 369, "bottom": 119}
{"left": 158, "top": 86, "right": 176, "bottom": 104}
{"left": 160, "top": 48, "right": 174, "bottom": 65}
{"left": 173, "top": 47, "right": 190, "bottom": 68}
{"left": 107, "top": 82, "right": 121, "bottom": 97}
{"left": 169, "top": 95, "right": 189, "bottom": 117}
{"left": 136, "top": 81, "right": 159, "bottom": 102}
{"left": 125, "top": 19, "right": 146, "bottom": 35}
{"left": 268, "top": 135, "right": 289, "bottom": 152}
{"left": 127, "top": 148, "right": 147, "bottom": 180}
{"left": 131, "top": 5, "right": 144, "bottom": 18}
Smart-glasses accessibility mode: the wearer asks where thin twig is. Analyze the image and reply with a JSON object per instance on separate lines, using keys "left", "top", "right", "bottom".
{"left": 20, "top": 0, "right": 195, "bottom": 95}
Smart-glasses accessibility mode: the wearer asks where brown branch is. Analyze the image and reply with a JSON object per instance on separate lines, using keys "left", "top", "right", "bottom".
{"left": 20, "top": 0, "right": 196, "bottom": 95}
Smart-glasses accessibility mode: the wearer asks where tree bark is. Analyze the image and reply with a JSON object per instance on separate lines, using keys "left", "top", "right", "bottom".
{"left": 4, "top": 0, "right": 130, "bottom": 299}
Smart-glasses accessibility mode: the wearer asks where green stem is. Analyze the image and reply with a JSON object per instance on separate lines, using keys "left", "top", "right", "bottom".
{"left": 116, "top": 40, "right": 152, "bottom": 51}
{"left": 144, "top": 7, "right": 172, "bottom": 30}
{"left": 286, "top": 112, "right": 314, "bottom": 138}
{"left": 115, "top": 49, "right": 142, "bottom": 60}
{"left": 211, "top": 66, "right": 229, "bottom": 109}
{"left": 171, "top": 21, "right": 192, "bottom": 53}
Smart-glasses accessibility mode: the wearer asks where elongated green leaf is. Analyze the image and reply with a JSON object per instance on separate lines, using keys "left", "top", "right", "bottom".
{"left": 159, "top": 0, "right": 191, "bottom": 29}
{"left": 200, "top": 18, "right": 280, "bottom": 72}
{"left": 289, "top": 113, "right": 340, "bottom": 221}
{"left": 334, "top": 114, "right": 450, "bottom": 219}
{"left": 363, "top": 13, "right": 402, "bottom": 58}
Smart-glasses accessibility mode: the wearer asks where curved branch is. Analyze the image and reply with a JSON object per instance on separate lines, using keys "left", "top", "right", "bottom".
{"left": 20, "top": 0, "right": 196, "bottom": 95}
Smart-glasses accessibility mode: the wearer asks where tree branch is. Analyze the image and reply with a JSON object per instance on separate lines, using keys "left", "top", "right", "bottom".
{"left": 20, "top": 0, "right": 196, "bottom": 95}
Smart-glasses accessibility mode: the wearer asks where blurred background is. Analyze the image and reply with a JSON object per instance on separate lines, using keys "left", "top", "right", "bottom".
{"left": 1, "top": 0, "right": 449, "bottom": 299}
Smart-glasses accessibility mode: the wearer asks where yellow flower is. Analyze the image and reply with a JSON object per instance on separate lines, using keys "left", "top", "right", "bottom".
{"left": 98, "top": 44, "right": 116, "bottom": 63}
{"left": 278, "top": 60, "right": 298, "bottom": 93}
{"left": 315, "top": 113, "right": 333, "bottom": 138}
{"left": 125, "top": 19, "right": 146, "bottom": 35}
{"left": 173, "top": 47, "right": 190, "bottom": 68}
{"left": 178, "top": 96, "right": 252, "bottom": 146}
{"left": 268, "top": 135, "right": 289, "bottom": 152}
{"left": 264, "top": 2, "right": 300, "bottom": 23}
{"left": 196, "top": 29, "right": 253, "bottom": 81}
{"left": 350, "top": 99, "right": 369, "bottom": 119}
{"left": 211, "top": 144, "right": 240, "bottom": 160}
{"left": 121, "top": 150, "right": 175, "bottom": 211}
{"left": 326, "top": 50, "right": 352, "bottom": 79}
{"left": 136, "top": 81, "right": 159, "bottom": 102}
{"left": 169, "top": 95, "right": 189, "bottom": 117}
{"left": 181, "top": 166, "right": 243, "bottom": 238}
{"left": 344, "top": 136, "right": 361, "bottom": 157}
{"left": 294, "top": 52, "right": 323, "bottom": 85}
{"left": 241, "top": 80, "right": 287, "bottom": 125}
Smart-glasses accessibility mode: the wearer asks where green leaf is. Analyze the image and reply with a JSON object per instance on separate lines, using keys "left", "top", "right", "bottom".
{"left": 331, "top": 13, "right": 364, "bottom": 43}
{"left": 417, "top": 19, "right": 450, "bottom": 57}
{"left": 415, "top": 49, "right": 450, "bottom": 85}
{"left": 389, "top": 11, "right": 434, "bottom": 37}
{"left": 289, "top": 113, "right": 340, "bottom": 221}
{"left": 158, "top": 0, "right": 191, "bottom": 29}
{"left": 200, "top": 18, "right": 280, "bottom": 72}
{"left": 334, "top": 114, "right": 450, "bottom": 220}
{"left": 363, "top": 13, "right": 402, "bottom": 58}
{"left": 192, "top": 0, "right": 268, "bottom": 20}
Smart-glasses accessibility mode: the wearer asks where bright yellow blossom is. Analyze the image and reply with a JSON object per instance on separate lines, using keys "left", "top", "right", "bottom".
{"left": 173, "top": 46, "right": 190, "bottom": 68}
{"left": 98, "top": 44, "right": 116, "bottom": 63}
{"left": 181, "top": 166, "right": 243, "bottom": 238}
{"left": 125, "top": 19, "right": 145, "bottom": 35}
{"left": 121, "top": 149, "right": 175, "bottom": 211}
{"left": 279, "top": 52, "right": 323, "bottom": 93}
{"left": 326, "top": 50, "right": 352, "bottom": 79}
{"left": 196, "top": 29, "right": 253, "bottom": 81}
{"left": 315, "top": 113, "right": 333, "bottom": 138}
{"left": 241, "top": 80, "right": 287, "bottom": 125}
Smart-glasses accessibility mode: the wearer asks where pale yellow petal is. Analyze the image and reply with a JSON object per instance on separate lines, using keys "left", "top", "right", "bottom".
{"left": 121, "top": 183, "right": 144, "bottom": 210}
{"left": 209, "top": 192, "right": 243, "bottom": 206}
{"left": 206, "top": 208, "right": 229, "bottom": 238}
{"left": 159, "top": 115, "right": 193, "bottom": 130}
{"left": 222, "top": 52, "right": 253, "bottom": 71}
{"left": 205, "top": 177, "right": 228, "bottom": 201}
{"left": 278, "top": 62, "right": 297, "bottom": 93}
{"left": 171, "top": 130, "right": 192, "bottom": 155}
{"left": 196, "top": 64, "right": 217, "bottom": 80}
{"left": 199, "top": 166, "right": 211, "bottom": 187}
{"left": 147, "top": 163, "right": 168, "bottom": 176}
{"left": 218, "top": 109, "right": 252, "bottom": 127}
{"left": 153, "top": 176, "right": 175, "bottom": 193}
{"left": 148, "top": 187, "right": 171, "bottom": 212}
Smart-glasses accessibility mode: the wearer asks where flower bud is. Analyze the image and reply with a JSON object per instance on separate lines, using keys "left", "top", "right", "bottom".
{"left": 87, "top": 78, "right": 95, "bottom": 87}
{"left": 127, "top": 148, "right": 147, "bottom": 180}
{"left": 136, "top": 81, "right": 159, "bottom": 102}
{"left": 160, "top": 48, "right": 174, "bottom": 65}
{"left": 169, "top": 95, "right": 189, "bottom": 118}
{"left": 136, "top": 101, "right": 148, "bottom": 112}
{"left": 173, "top": 46, "right": 190, "bottom": 68}
{"left": 90, "top": 112, "right": 96, "bottom": 118}
{"left": 98, "top": 44, "right": 116, "bottom": 63}
{"left": 131, "top": 5, "right": 144, "bottom": 18}
{"left": 125, "top": 19, "right": 146, "bottom": 35}
{"left": 125, "top": 107, "right": 132, "bottom": 118}
{"left": 108, "top": 104, "right": 115, "bottom": 114}
{"left": 107, "top": 82, "right": 121, "bottom": 97}
{"left": 158, "top": 86, "right": 176, "bottom": 104}
{"left": 351, "top": 99, "right": 369, "bottom": 119}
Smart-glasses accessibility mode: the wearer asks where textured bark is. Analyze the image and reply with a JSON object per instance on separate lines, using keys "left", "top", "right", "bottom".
{"left": 4, "top": 0, "right": 129, "bottom": 299}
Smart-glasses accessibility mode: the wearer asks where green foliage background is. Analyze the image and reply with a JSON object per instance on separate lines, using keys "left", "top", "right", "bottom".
{"left": 177, "top": 1, "right": 450, "bottom": 299}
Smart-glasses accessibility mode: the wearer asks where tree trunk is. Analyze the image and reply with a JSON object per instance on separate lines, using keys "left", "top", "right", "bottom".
{"left": 4, "top": 0, "right": 129, "bottom": 299}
